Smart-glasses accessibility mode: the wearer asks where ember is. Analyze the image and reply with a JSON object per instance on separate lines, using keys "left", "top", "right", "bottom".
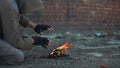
{"left": 49, "top": 42, "right": 70, "bottom": 58}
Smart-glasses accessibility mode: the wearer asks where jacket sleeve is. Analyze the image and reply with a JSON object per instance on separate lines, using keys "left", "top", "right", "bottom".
{"left": 19, "top": 15, "right": 29, "bottom": 28}
{"left": 0, "top": 0, "right": 33, "bottom": 50}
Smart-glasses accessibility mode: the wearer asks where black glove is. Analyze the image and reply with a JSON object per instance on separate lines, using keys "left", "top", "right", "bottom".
{"left": 34, "top": 24, "right": 50, "bottom": 34}
{"left": 32, "top": 37, "right": 49, "bottom": 48}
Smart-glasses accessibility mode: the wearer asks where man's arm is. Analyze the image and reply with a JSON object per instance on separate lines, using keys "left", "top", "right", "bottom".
{"left": 19, "top": 15, "right": 54, "bottom": 32}
{"left": 27, "top": 20, "right": 37, "bottom": 29}
{"left": 19, "top": 16, "right": 54, "bottom": 48}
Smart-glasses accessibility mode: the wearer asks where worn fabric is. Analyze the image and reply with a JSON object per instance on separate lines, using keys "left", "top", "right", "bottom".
{"left": 19, "top": 15, "right": 29, "bottom": 28}
{"left": 0, "top": 0, "right": 33, "bottom": 50}
{"left": 0, "top": 0, "right": 14, "bottom": 9}
{"left": 0, "top": 39, "right": 24, "bottom": 65}
{"left": 15, "top": 0, "right": 44, "bottom": 14}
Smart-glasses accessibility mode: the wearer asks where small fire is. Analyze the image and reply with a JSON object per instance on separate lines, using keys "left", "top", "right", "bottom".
{"left": 49, "top": 42, "right": 70, "bottom": 58}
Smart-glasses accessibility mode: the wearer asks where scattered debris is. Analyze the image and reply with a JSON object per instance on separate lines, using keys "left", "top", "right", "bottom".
{"left": 115, "top": 35, "right": 120, "bottom": 40}
{"left": 65, "top": 32, "right": 71, "bottom": 35}
{"left": 107, "top": 31, "right": 120, "bottom": 39}
{"left": 107, "top": 40, "right": 120, "bottom": 45}
{"left": 78, "top": 36, "right": 95, "bottom": 40}
{"left": 107, "top": 31, "right": 116, "bottom": 37}
{"left": 111, "top": 53, "right": 120, "bottom": 57}
{"left": 76, "top": 45, "right": 120, "bottom": 50}
{"left": 5, "top": 32, "right": 120, "bottom": 68}
{"left": 76, "top": 34, "right": 83, "bottom": 37}
{"left": 41, "top": 33, "right": 64, "bottom": 39}
{"left": 55, "top": 34, "right": 64, "bottom": 39}
{"left": 87, "top": 52, "right": 103, "bottom": 58}
{"left": 94, "top": 32, "right": 108, "bottom": 37}
{"left": 98, "top": 64, "right": 108, "bottom": 68}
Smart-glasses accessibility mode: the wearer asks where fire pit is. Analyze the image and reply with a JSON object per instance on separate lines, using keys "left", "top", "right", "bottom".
{"left": 48, "top": 42, "right": 70, "bottom": 58}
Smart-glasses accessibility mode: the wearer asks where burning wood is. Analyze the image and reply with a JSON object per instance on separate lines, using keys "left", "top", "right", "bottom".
{"left": 49, "top": 42, "right": 70, "bottom": 58}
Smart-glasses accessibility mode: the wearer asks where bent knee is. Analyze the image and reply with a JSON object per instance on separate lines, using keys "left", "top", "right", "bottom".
{"left": 6, "top": 50, "right": 24, "bottom": 65}
{"left": 15, "top": 50, "right": 24, "bottom": 63}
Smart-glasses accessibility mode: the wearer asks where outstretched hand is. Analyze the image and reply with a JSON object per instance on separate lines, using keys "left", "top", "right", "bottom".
{"left": 32, "top": 36, "right": 50, "bottom": 48}
{"left": 48, "top": 27, "right": 54, "bottom": 31}
{"left": 34, "top": 24, "right": 54, "bottom": 34}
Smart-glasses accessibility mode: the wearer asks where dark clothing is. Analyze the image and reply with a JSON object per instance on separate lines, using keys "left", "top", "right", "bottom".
{"left": 0, "top": 16, "right": 3, "bottom": 38}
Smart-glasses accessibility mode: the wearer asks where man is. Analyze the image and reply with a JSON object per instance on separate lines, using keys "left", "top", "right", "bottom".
{"left": 0, "top": 0, "right": 54, "bottom": 65}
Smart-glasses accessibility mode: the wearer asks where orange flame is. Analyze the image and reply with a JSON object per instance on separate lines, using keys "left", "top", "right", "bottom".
{"left": 56, "top": 42, "right": 70, "bottom": 50}
{"left": 49, "top": 42, "right": 70, "bottom": 57}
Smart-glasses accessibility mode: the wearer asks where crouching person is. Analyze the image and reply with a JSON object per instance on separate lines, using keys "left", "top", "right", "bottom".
{"left": 0, "top": 0, "right": 54, "bottom": 65}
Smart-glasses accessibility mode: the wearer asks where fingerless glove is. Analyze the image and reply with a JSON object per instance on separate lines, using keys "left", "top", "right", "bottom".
{"left": 34, "top": 24, "right": 50, "bottom": 33}
{"left": 32, "top": 37, "right": 49, "bottom": 48}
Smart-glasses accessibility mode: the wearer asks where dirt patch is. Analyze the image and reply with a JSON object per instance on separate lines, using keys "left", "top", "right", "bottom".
{"left": 0, "top": 31, "right": 120, "bottom": 68}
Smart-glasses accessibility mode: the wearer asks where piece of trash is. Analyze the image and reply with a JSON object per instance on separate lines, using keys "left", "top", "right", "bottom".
{"left": 88, "top": 52, "right": 103, "bottom": 58}
{"left": 98, "top": 64, "right": 108, "bottom": 68}
{"left": 107, "top": 40, "right": 120, "bottom": 45}
{"left": 94, "top": 33, "right": 108, "bottom": 37}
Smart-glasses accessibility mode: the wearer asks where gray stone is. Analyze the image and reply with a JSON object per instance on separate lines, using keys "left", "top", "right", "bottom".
{"left": 87, "top": 52, "right": 103, "bottom": 58}
{"left": 94, "top": 32, "right": 108, "bottom": 37}
{"left": 107, "top": 40, "right": 120, "bottom": 45}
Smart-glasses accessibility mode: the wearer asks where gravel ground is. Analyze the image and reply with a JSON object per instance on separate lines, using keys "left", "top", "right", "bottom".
{"left": 0, "top": 31, "right": 120, "bottom": 68}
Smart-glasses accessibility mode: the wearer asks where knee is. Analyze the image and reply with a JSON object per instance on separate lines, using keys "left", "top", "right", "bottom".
{"left": 0, "top": 40, "right": 25, "bottom": 65}
{"left": 14, "top": 50, "right": 24, "bottom": 65}
{"left": 7, "top": 50, "right": 24, "bottom": 65}
{"left": 16, "top": 50, "right": 24, "bottom": 63}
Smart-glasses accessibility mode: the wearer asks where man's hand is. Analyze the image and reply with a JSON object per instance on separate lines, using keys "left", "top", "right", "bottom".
{"left": 34, "top": 24, "right": 54, "bottom": 34}
{"left": 27, "top": 21, "right": 54, "bottom": 34}
{"left": 32, "top": 36, "right": 50, "bottom": 48}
